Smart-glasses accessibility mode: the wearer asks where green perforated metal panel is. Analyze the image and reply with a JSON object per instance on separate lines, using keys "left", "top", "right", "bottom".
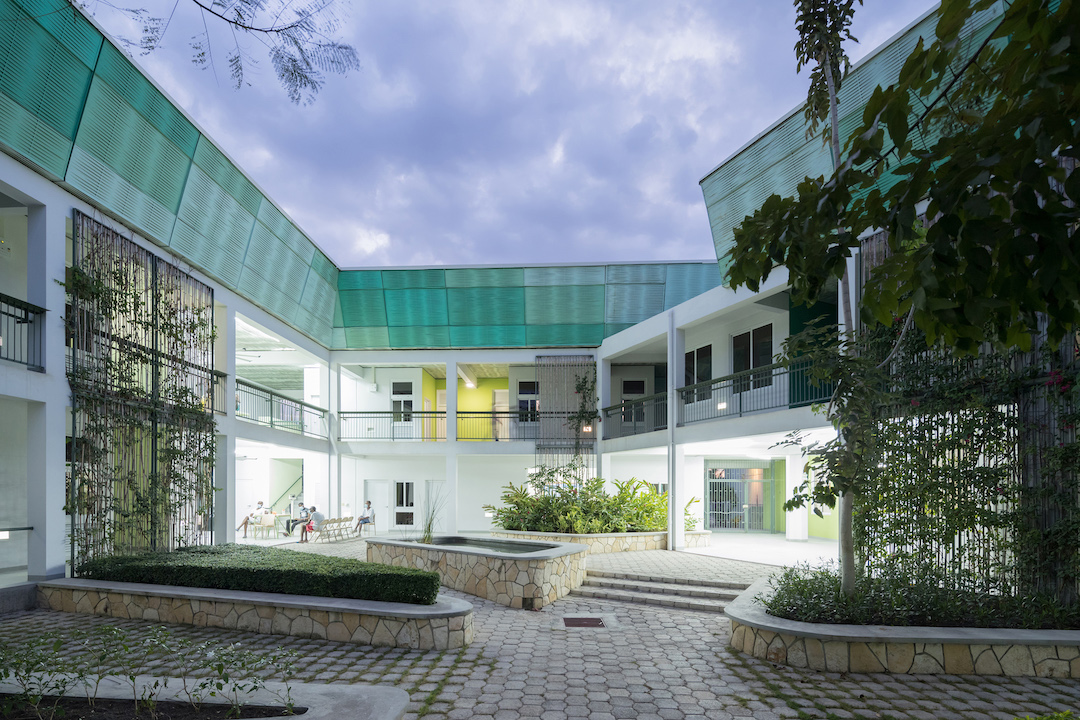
{"left": 95, "top": 43, "right": 198, "bottom": 157}
{"left": 605, "top": 284, "right": 666, "bottom": 324}
{"left": 606, "top": 264, "right": 666, "bottom": 284}
{"left": 526, "top": 324, "right": 605, "bottom": 347}
{"left": 65, "top": 145, "right": 177, "bottom": 243}
{"left": 310, "top": 250, "right": 338, "bottom": 285}
{"left": 605, "top": 323, "right": 635, "bottom": 337}
{"left": 383, "top": 269, "right": 446, "bottom": 289}
{"left": 0, "top": 0, "right": 94, "bottom": 142}
{"left": 76, "top": 77, "right": 190, "bottom": 212}
{"left": 388, "top": 326, "right": 451, "bottom": 348}
{"left": 255, "top": 200, "right": 315, "bottom": 263}
{"left": 447, "top": 287, "right": 525, "bottom": 326}
{"left": 524, "top": 265, "right": 606, "bottom": 286}
{"left": 345, "top": 327, "right": 391, "bottom": 348}
{"left": 385, "top": 288, "right": 448, "bottom": 326}
{"left": 444, "top": 267, "right": 524, "bottom": 287}
{"left": 241, "top": 220, "right": 307, "bottom": 300}
{"left": 449, "top": 325, "right": 527, "bottom": 347}
{"left": 299, "top": 272, "right": 337, "bottom": 323}
{"left": 338, "top": 271, "right": 383, "bottom": 290}
{"left": 192, "top": 136, "right": 262, "bottom": 216}
{"left": 664, "top": 263, "right": 723, "bottom": 308}
{"left": 10, "top": 0, "right": 102, "bottom": 68}
{"left": 524, "top": 285, "right": 605, "bottom": 325}
{"left": 238, "top": 265, "right": 298, "bottom": 323}
{"left": 177, "top": 165, "right": 255, "bottom": 265}
{"left": 0, "top": 89, "right": 71, "bottom": 178}
{"left": 338, "top": 289, "right": 387, "bottom": 326}
{"left": 169, "top": 219, "right": 243, "bottom": 286}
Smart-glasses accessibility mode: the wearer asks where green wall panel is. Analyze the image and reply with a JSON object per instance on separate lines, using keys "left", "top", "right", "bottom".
{"left": 310, "top": 250, "right": 338, "bottom": 285}
{"left": 169, "top": 219, "right": 243, "bottom": 286}
{"left": 664, "top": 263, "right": 723, "bottom": 308}
{"left": 238, "top": 265, "right": 298, "bottom": 323}
{"left": 76, "top": 78, "right": 190, "bottom": 212}
{"left": 241, "top": 220, "right": 307, "bottom": 299}
{"left": 385, "top": 288, "right": 448, "bottom": 326}
{"left": 192, "top": 136, "right": 263, "bottom": 216}
{"left": 338, "top": 289, "right": 387, "bottom": 326}
{"left": 10, "top": 0, "right": 102, "bottom": 68}
{"left": 255, "top": 199, "right": 314, "bottom": 264}
{"left": 383, "top": 269, "right": 446, "bottom": 289}
{"left": 605, "top": 283, "right": 666, "bottom": 324}
{"left": 292, "top": 308, "right": 332, "bottom": 346}
{"left": 449, "top": 325, "right": 527, "bottom": 347}
{"left": 526, "top": 324, "right": 605, "bottom": 347}
{"left": 345, "top": 327, "right": 391, "bottom": 348}
{"left": 299, "top": 272, "right": 337, "bottom": 323}
{"left": 95, "top": 43, "right": 198, "bottom": 157}
{"left": 444, "top": 267, "right": 524, "bottom": 287}
{"left": 65, "top": 145, "right": 177, "bottom": 243}
{"left": 0, "top": 0, "right": 94, "bottom": 141}
{"left": 338, "top": 270, "right": 383, "bottom": 290}
{"left": 605, "top": 323, "right": 635, "bottom": 337}
{"left": 606, "top": 264, "right": 666, "bottom": 284}
{"left": 524, "top": 265, "right": 606, "bottom": 286}
{"left": 0, "top": 90, "right": 71, "bottom": 178}
{"left": 447, "top": 287, "right": 525, "bottom": 326}
{"left": 524, "top": 285, "right": 605, "bottom": 325}
{"left": 388, "top": 326, "right": 451, "bottom": 348}
{"left": 177, "top": 165, "right": 256, "bottom": 270}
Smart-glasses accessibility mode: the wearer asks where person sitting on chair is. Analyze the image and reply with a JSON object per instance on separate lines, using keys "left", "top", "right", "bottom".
{"left": 354, "top": 501, "right": 374, "bottom": 533}
{"left": 283, "top": 503, "right": 309, "bottom": 537}
{"left": 236, "top": 501, "right": 268, "bottom": 538}
{"left": 300, "top": 506, "right": 325, "bottom": 543}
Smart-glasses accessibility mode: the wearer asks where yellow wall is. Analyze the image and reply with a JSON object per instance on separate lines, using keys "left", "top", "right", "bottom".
{"left": 457, "top": 378, "right": 509, "bottom": 440}
{"left": 422, "top": 370, "right": 437, "bottom": 412}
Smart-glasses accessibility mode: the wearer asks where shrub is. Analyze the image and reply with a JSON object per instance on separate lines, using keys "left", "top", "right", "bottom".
{"left": 763, "top": 561, "right": 1080, "bottom": 629}
{"left": 77, "top": 544, "right": 440, "bottom": 605}
{"left": 483, "top": 461, "right": 667, "bottom": 534}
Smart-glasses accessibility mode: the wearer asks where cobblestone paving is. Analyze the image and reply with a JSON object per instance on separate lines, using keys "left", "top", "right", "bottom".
{"left": 13, "top": 543, "right": 1080, "bottom": 719}
{"left": 586, "top": 550, "right": 777, "bottom": 586}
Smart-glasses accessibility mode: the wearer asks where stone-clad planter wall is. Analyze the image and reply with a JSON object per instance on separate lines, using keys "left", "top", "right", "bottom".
{"left": 38, "top": 579, "right": 473, "bottom": 650}
{"left": 490, "top": 529, "right": 711, "bottom": 553}
{"left": 368, "top": 538, "right": 586, "bottom": 610}
{"left": 727, "top": 579, "right": 1080, "bottom": 677}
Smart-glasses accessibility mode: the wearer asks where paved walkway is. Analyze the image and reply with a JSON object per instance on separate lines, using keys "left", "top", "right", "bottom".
{"left": 9, "top": 544, "right": 1080, "bottom": 719}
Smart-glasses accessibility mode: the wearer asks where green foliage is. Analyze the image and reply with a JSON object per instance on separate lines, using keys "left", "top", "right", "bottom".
{"left": 793, "top": 0, "right": 862, "bottom": 143}
{"left": 483, "top": 462, "right": 667, "bottom": 534}
{"left": 1016, "top": 714, "right": 1076, "bottom": 720}
{"left": 76, "top": 544, "right": 440, "bottom": 605}
{"left": 764, "top": 562, "right": 1080, "bottom": 629}
{"left": 684, "top": 497, "right": 702, "bottom": 531}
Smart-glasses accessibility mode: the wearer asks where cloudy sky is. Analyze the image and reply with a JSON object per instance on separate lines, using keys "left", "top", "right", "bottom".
{"left": 84, "top": 0, "right": 939, "bottom": 270}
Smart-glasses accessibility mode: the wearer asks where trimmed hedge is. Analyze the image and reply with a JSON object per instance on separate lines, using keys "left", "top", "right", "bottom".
{"left": 77, "top": 544, "right": 440, "bottom": 605}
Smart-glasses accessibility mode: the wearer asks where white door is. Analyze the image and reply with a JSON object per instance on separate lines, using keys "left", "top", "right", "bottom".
{"left": 492, "top": 389, "right": 509, "bottom": 440}
{"left": 365, "top": 480, "right": 391, "bottom": 534}
{"left": 436, "top": 389, "right": 447, "bottom": 439}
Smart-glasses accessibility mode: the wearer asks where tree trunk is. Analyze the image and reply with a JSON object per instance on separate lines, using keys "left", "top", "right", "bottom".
{"left": 824, "top": 47, "right": 858, "bottom": 597}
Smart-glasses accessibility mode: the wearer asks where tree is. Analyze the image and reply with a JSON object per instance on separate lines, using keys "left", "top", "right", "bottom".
{"left": 79, "top": 0, "right": 359, "bottom": 104}
{"left": 728, "top": 0, "right": 1080, "bottom": 594}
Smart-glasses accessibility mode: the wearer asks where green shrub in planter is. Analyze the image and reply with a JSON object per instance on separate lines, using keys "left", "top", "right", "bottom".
{"left": 77, "top": 545, "right": 440, "bottom": 605}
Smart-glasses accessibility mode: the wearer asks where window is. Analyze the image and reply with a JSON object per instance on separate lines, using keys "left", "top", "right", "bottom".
{"left": 395, "top": 481, "right": 415, "bottom": 525}
{"left": 650, "top": 483, "right": 668, "bottom": 495}
{"left": 518, "top": 380, "right": 539, "bottom": 422}
{"left": 733, "top": 324, "right": 773, "bottom": 391}
{"left": 622, "top": 379, "right": 646, "bottom": 422}
{"left": 684, "top": 345, "right": 712, "bottom": 402}
{"left": 622, "top": 380, "right": 645, "bottom": 396}
{"left": 392, "top": 381, "right": 413, "bottom": 421}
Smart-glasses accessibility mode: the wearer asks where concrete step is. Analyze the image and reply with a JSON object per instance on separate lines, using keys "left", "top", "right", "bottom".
{"left": 583, "top": 575, "right": 742, "bottom": 601}
{"left": 585, "top": 569, "right": 750, "bottom": 592}
{"left": 571, "top": 585, "right": 731, "bottom": 613}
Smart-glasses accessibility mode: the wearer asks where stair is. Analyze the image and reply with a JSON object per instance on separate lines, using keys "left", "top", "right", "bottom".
{"left": 571, "top": 570, "right": 749, "bottom": 613}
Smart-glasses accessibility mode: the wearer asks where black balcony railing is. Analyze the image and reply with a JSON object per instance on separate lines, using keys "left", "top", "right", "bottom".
{"left": 210, "top": 370, "right": 227, "bottom": 415}
{"left": 235, "top": 378, "right": 328, "bottom": 438}
{"left": 602, "top": 393, "right": 668, "bottom": 439}
{"left": 338, "top": 410, "right": 597, "bottom": 442}
{"left": 0, "top": 292, "right": 45, "bottom": 372}
{"left": 338, "top": 411, "right": 447, "bottom": 441}
{"left": 678, "top": 358, "right": 833, "bottom": 424}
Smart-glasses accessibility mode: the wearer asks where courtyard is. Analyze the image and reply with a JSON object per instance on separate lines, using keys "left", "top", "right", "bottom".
{"left": 4, "top": 541, "right": 1079, "bottom": 720}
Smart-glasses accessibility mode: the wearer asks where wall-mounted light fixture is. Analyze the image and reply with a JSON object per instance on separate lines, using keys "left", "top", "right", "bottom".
{"left": 717, "top": 401, "right": 727, "bottom": 410}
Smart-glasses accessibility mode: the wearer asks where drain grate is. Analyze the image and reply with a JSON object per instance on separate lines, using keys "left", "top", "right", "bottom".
{"left": 563, "top": 617, "right": 605, "bottom": 628}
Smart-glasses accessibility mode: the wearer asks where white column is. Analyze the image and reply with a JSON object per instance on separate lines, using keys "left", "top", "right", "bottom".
{"left": 444, "top": 453, "right": 459, "bottom": 534}
{"left": 445, "top": 360, "right": 457, "bottom": 442}
{"left": 219, "top": 307, "right": 236, "bottom": 419}
{"left": 785, "top": 453, "right": 810, "bottom": 541}
{"left": 25, "top": 202, "right": 67, "bottom": 580}
{"left": 214, "top": 434, "right": 236, "bottom": 542}
{"left": 666, "top": 311, "right": 687, "bottom": 551}
{"left": 329, "top": 361, "right": 341, "bottom": 516}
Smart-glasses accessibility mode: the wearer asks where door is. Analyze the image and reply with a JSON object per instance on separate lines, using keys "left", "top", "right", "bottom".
{"left": 492, "top": 389, "right": 509, "bottom": 440}
{"left": 706, "top": 466, "right": 772, "bottom": 531}
{"left": 436, "top": 389, "right": 447, "bottom": 439}
{"left": 365, "top": 480, "right": 391, "bottom": 533}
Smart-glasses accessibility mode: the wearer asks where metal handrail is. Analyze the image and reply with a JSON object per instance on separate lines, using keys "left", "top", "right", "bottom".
{"left": 338, "top": 410, "right": 446, "bottom": 441}
{"left": 235, "top": 378, "right": 328, "bottom": 438}
{"left": 601, "top": 393, "right": 668, "bottom": 439}
{"left": 0, "top": 291, "right": 45, "bottom": 372}
{"left": 339, "top": 409, "right": 597, "bottom": 442}
{"left": 677, "top": 357, "right": 831, "bottom": 425}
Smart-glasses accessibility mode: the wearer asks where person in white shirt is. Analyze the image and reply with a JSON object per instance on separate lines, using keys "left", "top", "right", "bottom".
{"left": 236, "top": 501, "right": 268, "bottom": 538}
{"left": 354, "top": 501, "right": 374, "bottom": 533}
{"left": 300, "top": 506, "right": 326, "bottom": 543}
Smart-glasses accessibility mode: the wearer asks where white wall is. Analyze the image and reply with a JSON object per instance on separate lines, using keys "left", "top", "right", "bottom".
{"left": 342, "top": 454, "right": 445, "bottom": 531}
{"left": 0, "top": 209, "right": 27, "bottom": 301}
{"left": 610, "top": 365, "right": 655, "bottom": 399}
{"left": 235, "top": 456, "right": 269, "bottom": 522}
{"left": 508, "top": 366, "right": 537, "bottom": 409}
{"left": 0, "top": 397, "right": 27, "bottom": 571}
{"left": 457, "top": 455, "right": 533, "bottom": 532}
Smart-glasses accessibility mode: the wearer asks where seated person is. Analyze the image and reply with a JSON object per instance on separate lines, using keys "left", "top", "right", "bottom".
{"left": 284, "top": 503, "right": 310, "bottom": 537}
{"left": 299, "top": 506, "right": 326, "bottom": 543}
{"left": 236, "top": 501, "right": 268, "bottom": 538}
{"left": 354, "top": 501, "right": 374, "bottom": 533}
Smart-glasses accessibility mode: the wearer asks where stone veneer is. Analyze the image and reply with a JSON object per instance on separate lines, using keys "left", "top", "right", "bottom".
{"left": 727, "top": 579, "right": 1080, "bottom": 677}
{"left": 490, "top": 529, "right": 711, "bottom": 553}
{"left": 38, "top": 579, "right": 473, "bottom": 650}
{"left": 367, "top": 538, "right": 587, "bottom": 609}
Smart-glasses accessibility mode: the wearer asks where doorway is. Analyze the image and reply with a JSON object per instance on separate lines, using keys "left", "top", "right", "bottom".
{"left": 705, "top": 460, "right": 775, "bottom": 532}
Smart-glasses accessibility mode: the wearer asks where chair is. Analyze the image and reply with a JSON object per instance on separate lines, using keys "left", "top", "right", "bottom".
{"left": 251, "top": 513, "right": 277, "bottom": 539}
{"left": 358, "top": 511, "right": 376, "bottom": 537}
